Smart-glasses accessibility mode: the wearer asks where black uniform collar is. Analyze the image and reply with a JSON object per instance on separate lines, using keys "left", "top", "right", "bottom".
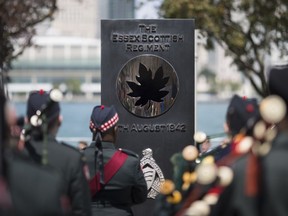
{"left": 101, "top": 141, "right": 116, "bottom": 149}
{"left": 29, "top": 134, "right": 57, "bottom": 144}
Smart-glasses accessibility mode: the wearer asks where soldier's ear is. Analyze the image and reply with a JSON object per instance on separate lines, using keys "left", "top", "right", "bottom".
{"left": 113, "top": 126, "right": 118, "bottom": 140}
{"left": 224, "top": 122, "right": 229, "bottom": 134}
{"left": 114, "top": 125, "right": 118, "bottom": 135}
{"left": 57, "top": 115, "right": 63, "bottom": 127}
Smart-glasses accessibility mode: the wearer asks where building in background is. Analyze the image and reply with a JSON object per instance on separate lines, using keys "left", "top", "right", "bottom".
{"left": 195, "top": 34, "right": 252, "bottom": 101}
{"left": 46, "top": 0, "right": 99, "bottom": 38}
{"left": 8, "top": 0, "right": 135, "bottom": 100}
{"left": 10, "top": 0, "right": 283, "bottom": 101}
{"left": 9, "top": 36, "right": 101, "bottom": 100}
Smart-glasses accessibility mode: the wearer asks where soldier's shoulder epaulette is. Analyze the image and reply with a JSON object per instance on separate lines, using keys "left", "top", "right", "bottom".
{"left": 118, "top": 148, "right": 139, "bottom": 158}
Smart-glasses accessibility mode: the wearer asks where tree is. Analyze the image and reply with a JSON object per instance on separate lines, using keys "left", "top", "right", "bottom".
{"left": 160, "top": 0, "right": 288, "bottom": 97}
{"left": 198, "top": 67, "right": 217, "bottom": 93}
{"left": 0, "top": 0, "right": 57, "bottom": 89}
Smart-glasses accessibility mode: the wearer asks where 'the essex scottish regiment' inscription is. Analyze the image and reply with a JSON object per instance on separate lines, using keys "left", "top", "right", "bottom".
{"left": 112, "top": 24, "right": 184, "bottom": 52}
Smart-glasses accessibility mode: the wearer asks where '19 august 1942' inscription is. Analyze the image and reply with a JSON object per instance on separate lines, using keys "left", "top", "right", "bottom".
{"left": 111, "top": 24, "right": 184, "bottom": 52}
{"left": 118, "top": 123, "right": 186, "bottom": 133}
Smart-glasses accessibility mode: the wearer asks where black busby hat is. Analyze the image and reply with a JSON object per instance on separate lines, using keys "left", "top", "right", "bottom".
{"left": 89, "top": 105, "right": 119, "bottom": 133}
{"left": 226, "top": 94, "right": 259, "bottom": 136}
{"left": 26, "top": 90, "right": 60, "bottom": 122}
{"left": 268, "top": 65, "right": 288, "bottom": 105}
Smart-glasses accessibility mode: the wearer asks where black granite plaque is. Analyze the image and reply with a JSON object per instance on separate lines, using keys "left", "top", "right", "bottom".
{"left": 101, "top": 19, "right": 195, "bottom": 215}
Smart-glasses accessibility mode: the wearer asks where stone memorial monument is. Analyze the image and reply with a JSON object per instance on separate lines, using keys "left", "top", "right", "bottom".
{"left": 101, "top": 19, "right": 195, "bottom": 215}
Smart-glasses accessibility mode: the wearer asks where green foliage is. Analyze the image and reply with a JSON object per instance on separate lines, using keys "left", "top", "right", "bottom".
{"left": 217, "top": 80, "right": 241, "bottom": 92}
{"left": 160, "top": 0, "right": 288, "bottom": 97}
{"left": 53, "top": 79, "right": 82, "bottom": 95}
{"left": 198, "top": 67, "right": 217, "bottom": 93}
{"left": 198, "top": 67, "right": 241, "bottom": 94}
{"left": 198, "top": 67, "right": 216, "bottom": 80}
{"left": 0, "top": 0, "right": 57, "bottom": 72}
{"left": 66, "top": 79, "right": 81, "bottom": 94}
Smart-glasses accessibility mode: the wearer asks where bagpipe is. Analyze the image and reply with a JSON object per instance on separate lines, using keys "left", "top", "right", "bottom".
{"left": 154, "top": 131, "right": 232, "bottom": 216}
{"left": 156, "top": 95, "right": 287, "bottom": 216}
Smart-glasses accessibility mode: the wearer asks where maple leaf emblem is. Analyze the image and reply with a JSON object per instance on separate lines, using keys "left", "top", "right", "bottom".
{"left": 126, "top": 63, "right": 169, "bottom": 107}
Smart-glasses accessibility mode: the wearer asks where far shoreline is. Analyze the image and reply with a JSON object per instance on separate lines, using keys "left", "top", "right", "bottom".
{"left": 9, "top": 94, "right": 101, "bottom": 103}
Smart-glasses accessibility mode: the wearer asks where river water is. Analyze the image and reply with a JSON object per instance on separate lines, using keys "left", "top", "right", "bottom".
{"left": 14, "top": 100, "right": 229, "bottom": 146}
